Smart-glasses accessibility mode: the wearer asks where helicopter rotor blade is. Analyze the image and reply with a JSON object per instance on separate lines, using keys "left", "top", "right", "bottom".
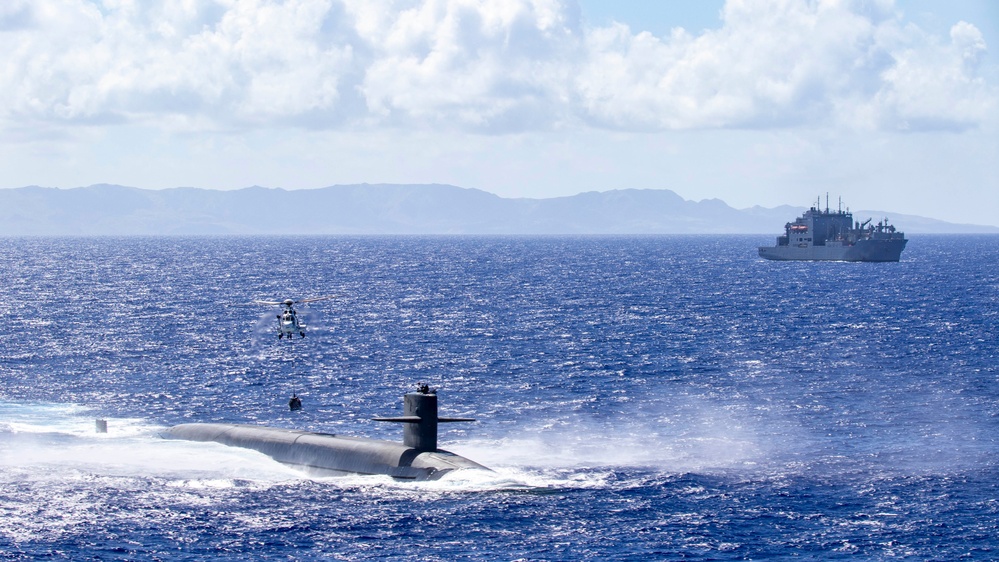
{"left": 295, "top": 295, "right": 337, "bottom": 304}
{"left": 254, "top": 295, "right": 335, "bottom": 306}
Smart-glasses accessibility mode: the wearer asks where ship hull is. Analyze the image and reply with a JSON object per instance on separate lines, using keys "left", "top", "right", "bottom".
{"left": 164, "top": 423, "right": 488, "bottom": 480}
{"left": 758, "top": 238, "right": 907, "bottom": 262}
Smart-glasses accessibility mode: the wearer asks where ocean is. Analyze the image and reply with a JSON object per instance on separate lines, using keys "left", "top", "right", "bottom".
{"left": 1, "top": 235, "right": 996, "bottom": 560}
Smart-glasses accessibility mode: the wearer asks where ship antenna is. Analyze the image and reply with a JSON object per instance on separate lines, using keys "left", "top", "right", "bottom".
{"left": 825, "top": 192, "right": 829, "bottom": 213}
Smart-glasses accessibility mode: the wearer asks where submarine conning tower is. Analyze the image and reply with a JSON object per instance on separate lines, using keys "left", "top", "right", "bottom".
{"left": 371, "top": 387, "right": 475, "bottom": 452}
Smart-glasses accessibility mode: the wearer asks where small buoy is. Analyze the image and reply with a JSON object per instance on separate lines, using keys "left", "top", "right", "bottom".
{"left": 96, "top": 419, "right": 108, "bottom": 433}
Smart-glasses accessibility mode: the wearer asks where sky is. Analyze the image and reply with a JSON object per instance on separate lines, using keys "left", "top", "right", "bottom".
{"left": 1, "top": 0, "right": 997, "bottom": 226}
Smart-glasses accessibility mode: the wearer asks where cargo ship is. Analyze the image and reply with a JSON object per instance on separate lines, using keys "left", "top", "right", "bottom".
{"left": 758, "top": 197, "right": 907, "bottom": 262}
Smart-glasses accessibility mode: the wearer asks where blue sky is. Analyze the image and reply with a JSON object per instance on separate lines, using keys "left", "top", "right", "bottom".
{"left": 1, "top": 0, "right": 996, "bottom": 225}
{"left": 578, "top": 1, "right": 998, "bottom": 45}
{"left": 578, "top": 1, "right": 725, "bottom": 35}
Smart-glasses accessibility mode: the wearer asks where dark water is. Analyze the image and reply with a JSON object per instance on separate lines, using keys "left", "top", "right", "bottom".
{"left": 1, "top": 235, "right": 997, "bottom": 560}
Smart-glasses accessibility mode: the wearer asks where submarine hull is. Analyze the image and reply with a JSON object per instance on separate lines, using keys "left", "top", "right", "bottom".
{"left": 164, "top": 423, "right": 488, "bottom": 481}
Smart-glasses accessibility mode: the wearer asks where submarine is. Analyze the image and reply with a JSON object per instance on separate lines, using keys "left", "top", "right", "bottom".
{"left": 164, "top": 386, "right": 488, "bottom": 481}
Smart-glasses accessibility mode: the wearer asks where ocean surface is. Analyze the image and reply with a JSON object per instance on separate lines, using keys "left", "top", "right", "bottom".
{"left": 1, "top": 235, "right": 997, "bottom": 560}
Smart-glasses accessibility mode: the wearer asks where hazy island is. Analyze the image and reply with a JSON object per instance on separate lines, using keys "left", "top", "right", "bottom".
{"left": 1, "top": 183, "right": 994, "bottom": 235}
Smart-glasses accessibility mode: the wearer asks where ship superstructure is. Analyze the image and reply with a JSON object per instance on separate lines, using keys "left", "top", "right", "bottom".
{"left": 758, "top": 197, "right": 907, "bottom": 262}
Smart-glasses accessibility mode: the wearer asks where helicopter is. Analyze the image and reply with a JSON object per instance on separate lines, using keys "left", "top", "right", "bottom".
{"left": 254, "top": 295, "right": 335, "bottom": 339}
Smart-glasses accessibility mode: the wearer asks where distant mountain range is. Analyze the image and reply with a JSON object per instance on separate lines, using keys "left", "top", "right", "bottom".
{"left": 1, "top": 184, "right": 995, "bottom": 235}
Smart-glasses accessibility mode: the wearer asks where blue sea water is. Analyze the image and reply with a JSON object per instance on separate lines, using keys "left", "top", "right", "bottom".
{"left": 0, "top": 235, "right": 997, "bottom": 560}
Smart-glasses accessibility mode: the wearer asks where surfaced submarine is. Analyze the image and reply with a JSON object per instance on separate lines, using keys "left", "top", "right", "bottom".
{"left": 164, "top": 387, "right": 488, "bottom": 480}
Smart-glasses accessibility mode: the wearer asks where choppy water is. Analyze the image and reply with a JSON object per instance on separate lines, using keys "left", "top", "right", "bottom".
{"left": 1, "top": 235, "right": 997, "bottom": 560}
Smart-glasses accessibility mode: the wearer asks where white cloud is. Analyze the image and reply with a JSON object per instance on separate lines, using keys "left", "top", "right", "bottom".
{"left": 575, "top": 0, "right": 995, "bottom": 132}
{"left": 352, "top": 0, "right": 579, "bottom": 131}
{"left": 0, "top": 0, "right": 994, "bottom": 136}
{"left": 871, "top": 20, "right": 993, "bottom": 131}
{"left": 1, "top": 0, "right": 360, "bottom": 131}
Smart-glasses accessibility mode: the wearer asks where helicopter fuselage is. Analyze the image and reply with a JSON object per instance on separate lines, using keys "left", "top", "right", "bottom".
{"left": 277, "top": 308, "right": 306, "bottom": 338}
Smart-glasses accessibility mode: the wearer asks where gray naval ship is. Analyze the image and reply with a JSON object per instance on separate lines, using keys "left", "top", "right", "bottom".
{"left": 759, "top": 198, "right": 907, "bottom": 262}
{"left": 165, "top": 386, "right": 488, "bottom": 480}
